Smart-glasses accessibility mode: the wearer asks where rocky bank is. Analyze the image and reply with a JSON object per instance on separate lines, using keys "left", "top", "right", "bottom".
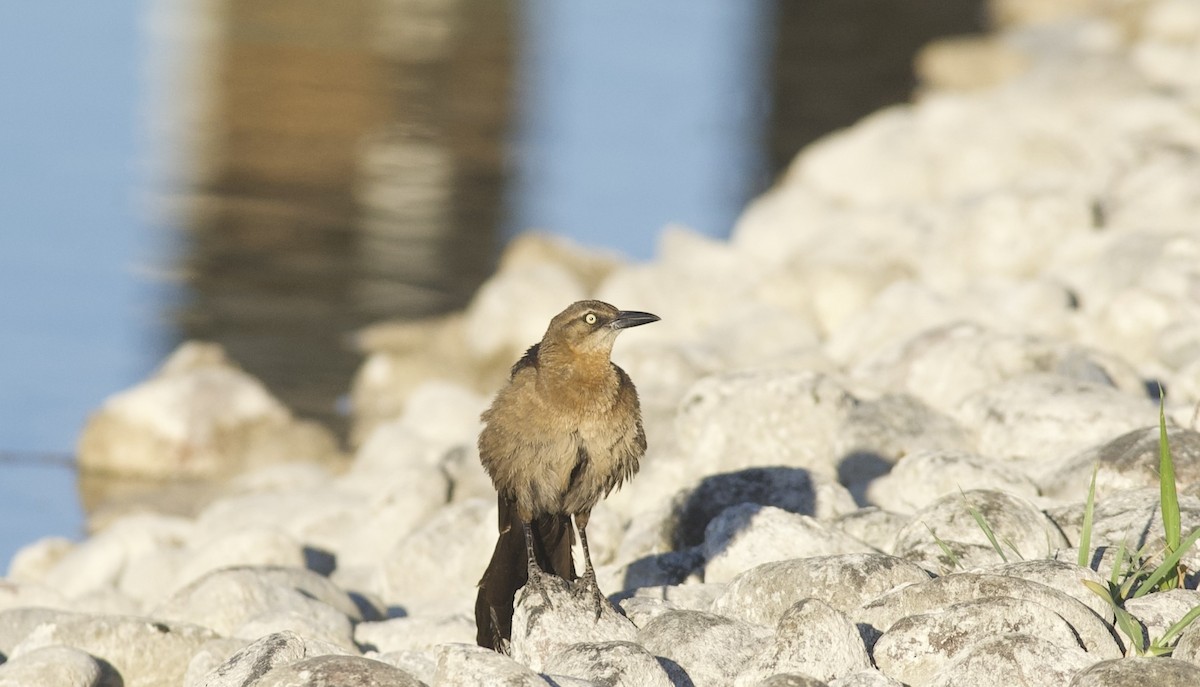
{"left": 5, "top": 1, "right": 1200, "bottom": 685}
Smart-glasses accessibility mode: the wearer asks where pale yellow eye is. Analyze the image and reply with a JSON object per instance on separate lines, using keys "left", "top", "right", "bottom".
{"left": 584, "top": 312, "right": 597, "bottom": 325}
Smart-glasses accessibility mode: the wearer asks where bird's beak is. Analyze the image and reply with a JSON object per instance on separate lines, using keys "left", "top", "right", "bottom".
{"left": 611, "top": 310, "right": 660, "bottom": 329}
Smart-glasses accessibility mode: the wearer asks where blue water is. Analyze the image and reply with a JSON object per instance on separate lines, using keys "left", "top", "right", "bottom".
{"left": 0, "top": 1, "right": 770, "bottom": 568}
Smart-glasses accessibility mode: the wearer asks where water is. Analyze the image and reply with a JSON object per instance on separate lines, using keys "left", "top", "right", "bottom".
{"left": 0, "top": 0, "right": 984, "bottom": 568}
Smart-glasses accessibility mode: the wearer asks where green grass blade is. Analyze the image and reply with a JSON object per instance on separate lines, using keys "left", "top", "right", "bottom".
{"left": 1110, "top": 540, "right": 1128, "bottom": 587}
{"left": 1133, "top": 527, "right": 1200, "bottom": 598}
{"left": 1079, "top": 463, "right": 1099, "bottom": 568}
{"left": 1160, "top": 391, "right": 1181, "bottom": 557}
{"left": 1158, "top": 603, "right": 1200, "bottom": 649}
{"left": 1083, "top": 579, "right": 1144, "bottom": 655}
{"left": 962, "top": 491, "right": 1007, "bottom": 563}
{"left": 925, "top": 522, "right": 961, "bottom": 571}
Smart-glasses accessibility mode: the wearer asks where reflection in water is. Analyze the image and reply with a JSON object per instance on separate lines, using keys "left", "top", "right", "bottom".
{"left": 157, "top": 0, "right": 984, "bottom": 442}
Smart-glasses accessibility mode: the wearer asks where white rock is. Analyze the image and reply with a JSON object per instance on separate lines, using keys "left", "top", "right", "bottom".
{"left": 510, "top": 573, "right": 638, "bottom": 673}
{"left": 433, "top": 642, "right": 548, "bottom": 686}
{"left": 872, "top": 596, "right": 1090, "bottom": 685}
{"left": 711, "top": 554, "right": 932, "bottom": 628}
{"left": 925, "top": 632, "right": 1097, "bottom": 687}
{"left": 1041, "top": 426, "right": 1200, "bottom": 502}
{"left": 543, "top": 640, "right": 675, "bottom": 687}
{"left": 829, "top": 670, "right": 905, "bottom": 687}
{"left": 371, "top": 497, "right": 496, "bottom": 614}
{"left": 463, "top": 261, "right": 586, "bottom": 363}
{"left": 953, "top": 374, "right": 1155, "bottom": 480}
{"left": 866, "top": 450, "right": 1040, "bottom": 514}
{"left": 668, "top": 467, "right": 858, "bottom": 551}
{"left": 637, "top": 609, "right": 772, "bottom": 687}
{"left": 1071, "top": 656, "right": 1200, "bottom": 686}
{"left": 77, "top": 342, "right": 340, "bottom": 478}
{"left": 354, "top": 613, "right": 475, "bottom": 654}
{"left": 254, "top": 655, "right": 425, "bottom": 687}
{"left": 0, "top": 580, "right": 67, "bottom": 613}
{"left": 153, "top": 567, "right": 360, "bottom": 648}
{"left": 5, "top": 537, "right": 74, "bottom": 584}
{"left": 702, "top": 505, "right": 875, "bottom": 584}
{"left": 0, "top": 645, "right": 107, "bottom": 687}
{"left": 190, "top": 631, "right": 305, "bottom": 687}
{"left": 9, "top": 613, "right": 218, "bottom": 687}
{"left": 170, "top": 527, "right": 308, "bottom": 594}
{"left": 856, "top": 572, "right": 1122, "bottom": 659}
{"left": 1133, "top": 0, "right": 1200, "bottom": 92}
{"left": 892, "top": 489, "right": 1068, "bottom": 572}
{"left": 1122, "top": 589, "right": 1200, "bottom": 648}
{"left": 674, "top": 370, "right": 858, "bottom": 479}
{"left": 734, "top": 599, "right": 871, "bottom": 685}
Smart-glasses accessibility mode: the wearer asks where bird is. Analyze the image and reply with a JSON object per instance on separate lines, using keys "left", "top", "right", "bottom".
{"left": 474, "top": 299, "right": 659, "bottom": 651}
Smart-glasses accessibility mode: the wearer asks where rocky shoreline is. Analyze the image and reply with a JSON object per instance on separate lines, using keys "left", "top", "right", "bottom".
{"left": 5, "top": 1, "right": 1200, "bottom": 685}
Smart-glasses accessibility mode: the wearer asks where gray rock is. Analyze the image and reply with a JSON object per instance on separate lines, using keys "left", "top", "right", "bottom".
{"left": 827, "top": 670, "right": 903, "bottom": 687}
{"left": 1174, "top": 626, "right": 1200, "bottom": 666}
{"left": 855, "top": 573, "right": 1122, "bottom": 658}
{"left": 1048, "top": 489, "right": 1200, "bottom": 579}
{"left": 1122, "top": 589, "right": 1200, "bottom": 649}
{"left": 9, "top": 614, "right": 218, "bottom": 687}
{"left": 153, "top": 567, "right": 359, "bottom": 649}
{"left": 872, "top": 596, "right": 1090, "bottom": 685}
{"left": 77, "top": 342, "right": 341, "bottom": 479}
{"left": 370, "top": 650, "right": 437, "bottom": 686}
{"left": 865, "top": 450, "right": 1040, "bottom": 514}
{"left": 834, "top": 393, "right": 973, "bottom": 501}
{"left": 1069, "top": 656, "right": 1200, "bottom": 686}
{"left": 991, "top": 559, "right": 1111, "bottom": 621}
{"left": 372, "top": 497, "right": 497, "bottom": 614}
{"left": 734, "top": 599, "right": 870, "bottom": 685}
{"left": 355, "top": 614, "right": 476, "bottom": 654}
{"left": 638, "top": 609, "right": 772, "bottom": 687}
{"left": 745, "top": 674, "right": 828, "bottom": 687}
{"left": 0, "top": 645, "right": 111, "bottom": 687}
{"left": 1042, "top": 426, "right": 1200, "bottom": 502}
{"left": 953, "top": 374, "right": 1154, "bottom": 480}
{"left": 543, "top": 640, "right": 675, "bottom": 687}
{"left": 925, "top": 632, "right": 1097, "bottom": 687}
{"left": 184, "top": 638, "right": 252, "bottom": 687}
{"left": 433, "top": 643, "right": 550, "bottom": 686}
{"left": 892, "top": 489, "right": 1068, "bottom": 573}
{"left": 673, "top": 370, "right": 859, "bottom": 480}
{"left": 711, "top": 554, "right": 932, "bottom": 627}
{"left": 830, "top": 509, "right": 909, "bottom": 554}
{"left": 510, "top": 573, "right": 638, "bottom": 673}
{"left": 192, "top": 631, "right": 305, "bottom": 687}
{"left": 255, "top": 655, "right": 426, "bottom": 687}
{"left": 703, "top": 505, "right": 875, "bottom": 583}
{"left": 670, "top": 467, "right": 857, "bottom": 550}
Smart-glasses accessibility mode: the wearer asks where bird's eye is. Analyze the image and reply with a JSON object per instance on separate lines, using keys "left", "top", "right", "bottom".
{"left": 584, "top": 312, "right": 597, "bottom": 325}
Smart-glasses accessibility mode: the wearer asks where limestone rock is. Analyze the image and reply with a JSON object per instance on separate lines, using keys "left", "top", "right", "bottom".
{"left": 674, "top": 370, "right": 859, "bottom": 479}
{"left": 669, "top": 467, "right": 857, "bottom": 550}
{"left": 866, "top": 450, "right": 1039, "bottom": 514}
{"left": 702, "top": 505, "right": 875, "bottom": 583}
{"left": 734, "top": 599, "right": 871, "bottom": 685}
{"left": 510, "top": 573, "right": 638, "bottom": 673}
{"left": 1070, "top": 656, "right": 1200, "bottom": 686}
{"left": 872, "top": 596, "right": 1091, "bottom": 685}
{"left": 354, "top": 613, "right": 476, "bottom": 654}
{"left": 543, "top": 640, "right": 675, "bottom": 687}
{"left": 0, "top": 645, "right": 113, "bottom": 687}
{"left": 892, "top": 489, "right": 1068, "bottom": 573}
{"left": 953, "top": 374, "right": 1155, "bottom": 480}
{"left": 78, "top": 342, "right": 341, "bottom": 478}
{"left": 1042, "top": 426, "right": 1200, "bottom": 502}
{"left": 255, "top": 655, "right": 426, "bottom": 687}
{"left": 856, "top": 572, "right": 1122, "bottom": 658}
{"left": 711, "top": 554, "right": 931, "bottom": 628}
{"left": 191, "top": 631, "right": 305, "bottom": 687}
{"left": 9, "top": 613, "right": 218, "bottom": 687}
{"left": 638, "top": 609, "right": 772, "bottom": 687}
{"left": 925, "top": 633, "right": 1097, "bottom": 687}
{"left": 433, "top": 643, "right": 549, "bottom": 687}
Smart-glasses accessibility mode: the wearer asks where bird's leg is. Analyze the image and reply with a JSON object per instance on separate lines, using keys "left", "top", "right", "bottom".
{"left": 522, "top": 521, "right": 553, "bottom": 607}
{"left": 574, "top": 511, "right": 606, "bottom": 620}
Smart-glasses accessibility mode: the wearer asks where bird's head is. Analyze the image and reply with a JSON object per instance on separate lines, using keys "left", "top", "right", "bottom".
{"left": 542, "top": 300, "right": 659, "bottom": 357}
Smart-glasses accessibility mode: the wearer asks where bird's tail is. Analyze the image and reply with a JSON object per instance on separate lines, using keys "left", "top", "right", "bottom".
{"left": 475, "top": 493, "right": 576, "bottom": 650}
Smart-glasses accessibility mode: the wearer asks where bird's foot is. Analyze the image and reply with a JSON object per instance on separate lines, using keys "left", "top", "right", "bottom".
{"left": 573, "top": 569, "right": 607, "bottom": 621}
{"left": 523, "top": 562, "right": 555, "bottom": 608}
